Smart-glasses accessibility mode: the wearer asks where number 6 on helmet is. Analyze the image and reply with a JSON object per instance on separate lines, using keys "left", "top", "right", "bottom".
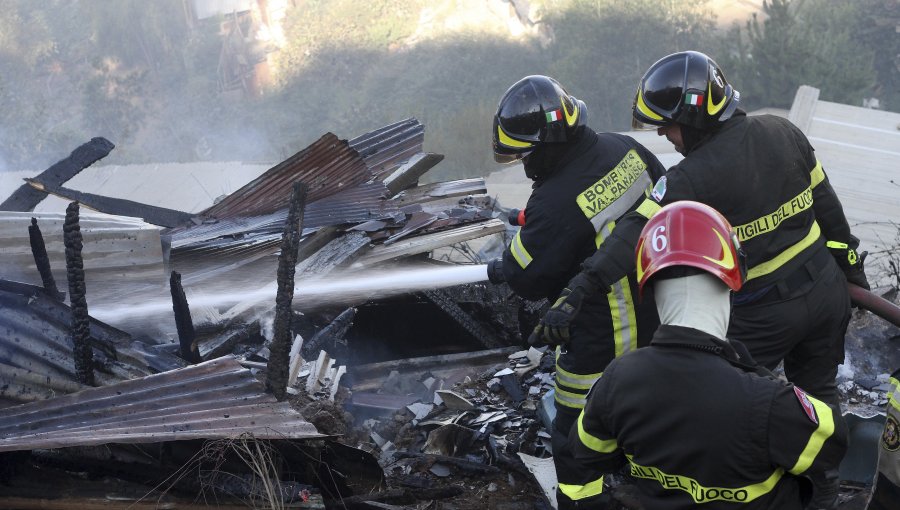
{"left": 636, "top": 201, "right": 746, "bottom": 296}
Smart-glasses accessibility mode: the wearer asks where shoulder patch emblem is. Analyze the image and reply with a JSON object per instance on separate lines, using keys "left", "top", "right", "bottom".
{"left": 883, "top": 414, "right": 900, "bottom": 452}
{"left": 651, "top": 176, "right": 667, "bottom": 202}
{"left": 793, "top": 386, "right": 818, "bottom": 425}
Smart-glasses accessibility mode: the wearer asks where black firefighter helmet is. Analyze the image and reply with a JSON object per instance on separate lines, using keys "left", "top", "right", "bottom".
{"left": 492, "top": 75, "right": 587, "bottom": 164}
{"left": 632, "top": 51, "right": 740, "bottom": 132}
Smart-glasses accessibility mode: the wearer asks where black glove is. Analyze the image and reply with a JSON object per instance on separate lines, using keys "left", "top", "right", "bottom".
{"left": 828, "top": 238, "right": 869, "bottom": 290}
{"left": 844, "top": 250, "right": 869, "bottom": 290}
{"left": 486, "top": 258, "right": 506, "bottom": 284}
{"left": 806, "top": 469, "right": 840, "bottom": 510}
{"left": 527, "top": 273, "right": 598, "bottom": 348}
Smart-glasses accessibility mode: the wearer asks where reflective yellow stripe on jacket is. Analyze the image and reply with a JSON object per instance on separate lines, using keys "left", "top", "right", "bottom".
{"left": 621, "top": 390, "right": 836, "bottom": 503}
{"left": 559, "top": 477, "right": 604, "bottom": 501}
{"left": 577, "top": 411, "right": 619, "bottom": 453}
{"left": 509, "top": 229, "right": 532, "bottom": 269}
{"left": 555, "top": 359, "right": 602, "bottom": 410}
{"left": 735, "top": 159, "right": 826, "bottom": 281}
{"left": 889, "top": 375, "right": 900, "bottom": 412}
{"left": 595, "top": 221, "right": 636, "bottom": 358}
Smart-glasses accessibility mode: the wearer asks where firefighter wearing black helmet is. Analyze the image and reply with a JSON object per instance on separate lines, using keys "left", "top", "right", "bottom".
{"left": 486, "top": 74, "right": 665, "bottom": 509}
{"left": 531, "top": 52, "right": 866, "bottom": 507}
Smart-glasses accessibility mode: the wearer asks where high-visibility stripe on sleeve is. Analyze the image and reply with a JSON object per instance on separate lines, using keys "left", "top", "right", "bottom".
{"left": 746, "top": 221, "right": 821, "bottom": 281}
{"left": 636, "top": 197, "right": 661, "bottom": 219}
{"left": 788, "top": 395, "right": 835, "bottom": 476}
{"left": 810, "top": 160, "right": 825, "bottom": 188}
{"left": 594, "top": 221, "right": 637, "bottom": 358}
{"left": 609, "top": 276, "right": 637, "bottom": 358}
{"left": 889, "top": 375, "right": 900, "bottom": 412}
{"left": 577, "top": 411, "right": 619, "bottom": 453}
{"left": 559, "top": 477, "right": 605, "bottom": 500}
{"left": 556, "top": 364, "right": 603, "bottom": 390}
{"left": 509, "top": 230, "right": 532, "bottom": 269}
{"left": 825, "top": 240, "right": 848, "bottom": 250}
{"left": 554, "top": 385, "right": 590, "bottom": 409}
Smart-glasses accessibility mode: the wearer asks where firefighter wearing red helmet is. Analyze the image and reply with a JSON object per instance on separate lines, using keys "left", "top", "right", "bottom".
{"left": 533, "top": 51, "right": 866, "bottom": 409}
{"left": 485, "top": 74, "right": 666, "bottom": 509}
{"left": 567, "top": 201, "right": 848, "bottom": 510}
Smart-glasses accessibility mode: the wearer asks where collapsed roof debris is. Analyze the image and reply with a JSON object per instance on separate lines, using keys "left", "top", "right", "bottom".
{"left": 2, "top": 113, "right": 897, "bottom": 509}
{"left": 0, "top": 118, "right": 545, "bottom": 507}
{"left": 0, "top": 357, "right": 323, "bottom": 452}
{"left": 0, "top": 279, "right": 184, "bottom": 407}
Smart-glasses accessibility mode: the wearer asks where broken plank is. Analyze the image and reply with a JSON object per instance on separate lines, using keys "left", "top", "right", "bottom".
{"left": 382, "top": 153, "right": 444, "bottom": 196}
{"left": 388, "top": 178, "right": 486, "bottom": 207}
{"left": 0, "top": 137, "right": 115, "bottom": 212}
{"left": 25, "top": 181, "right": 193, "bottom": 228}
{"left": 352, "top": 218, "right": 505, "bottom": 267}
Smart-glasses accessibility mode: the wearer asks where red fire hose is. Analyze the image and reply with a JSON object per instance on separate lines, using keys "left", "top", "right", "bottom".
{"left": 848, "top": 283, "right": 900, "bottom": 328}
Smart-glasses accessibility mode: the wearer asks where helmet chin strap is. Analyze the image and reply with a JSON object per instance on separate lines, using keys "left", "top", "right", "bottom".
{"left": 654, "top": 273, "right": 731, "bottom": 340}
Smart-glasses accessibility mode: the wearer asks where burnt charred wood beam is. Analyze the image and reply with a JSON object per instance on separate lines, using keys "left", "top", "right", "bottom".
{"left": 170, "top": 271, "right": 201, "bottom": 364}
{"left": 24, "top": 181, "right": 193, "bottom": 228}
{"left": 422, "top": 289, "right": 503, "bottom": 349}
{"left": 267, "top": 182, "right": 308, "bottom": 399}
{"left": 28, "top": 218, "right": 62, "bottom": 299}
{"left": 301, "top": 306, "right": 356, "bottom": 360}
{"left": 0, "top": 137, "right": 115, "bottom": 211}
{"left": 64, "top": 202, "right": 94, "bottom": 386}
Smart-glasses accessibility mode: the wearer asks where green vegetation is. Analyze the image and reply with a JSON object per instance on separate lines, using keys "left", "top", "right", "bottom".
{"left": 0, "top": 0, "right": 894, "bottom": 182}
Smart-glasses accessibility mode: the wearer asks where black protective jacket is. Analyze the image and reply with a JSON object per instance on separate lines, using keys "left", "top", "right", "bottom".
{"left": 570, "top": 325, "right": 848, "bottom": 510}
{"left": 580, "top": 112, "right": 856, "bottom": 298}
{"left": 500, "top": 128, "right": 665, "bottom": 413}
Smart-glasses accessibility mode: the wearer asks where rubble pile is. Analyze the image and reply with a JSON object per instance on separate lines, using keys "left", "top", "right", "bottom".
{"left": 0, "top": 119, "right": 898, "bottom": 509}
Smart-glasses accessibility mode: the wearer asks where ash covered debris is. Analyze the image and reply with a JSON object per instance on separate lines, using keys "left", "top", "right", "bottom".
{"left": 0, "top": 117, "right": 898, "bottom": 509}
{"left": 0, "top": 119, "right": 546, "bottom": 507}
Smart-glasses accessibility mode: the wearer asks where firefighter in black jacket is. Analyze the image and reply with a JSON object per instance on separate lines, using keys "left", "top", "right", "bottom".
{"left": 486, "top": 75, "right": 665, "bottom": 508}
{"left": 568, "top": 201, "right": 848, "bottom": 510}
{"left": 532, "top": 51, "right": 867, "bottom": 410}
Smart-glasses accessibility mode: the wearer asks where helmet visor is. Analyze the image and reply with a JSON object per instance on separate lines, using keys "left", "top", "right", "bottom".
{"left": 631, "top": 117, "right": 661, "bottom": 131}
{"left": 493, "top": 150, "right": 532, "bottom": 164}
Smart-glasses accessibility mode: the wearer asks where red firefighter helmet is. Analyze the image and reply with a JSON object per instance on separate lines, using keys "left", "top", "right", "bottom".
{"left": 636, "top": 201, "right": 744, "bottom": 295}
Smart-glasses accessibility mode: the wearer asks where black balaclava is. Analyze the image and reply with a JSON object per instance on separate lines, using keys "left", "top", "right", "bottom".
{"left": 523, "top": 139, "right": 577, "bottom": 181}
{"left": 679, "top": 123, "right": 712, "bottom": 155}
{"left": 680, "top": 108, "right": 746, "bottom": 155}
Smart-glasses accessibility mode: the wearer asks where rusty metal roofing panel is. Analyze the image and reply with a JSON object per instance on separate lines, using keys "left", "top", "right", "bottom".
{"left": 167, "top": 182, "right": 395, "bottom": 250}
{"left": 0, "top": 356, "right": 324, "bottom": 452}
{"left": 199, "top": 132, "right": 372, "bottom": 220}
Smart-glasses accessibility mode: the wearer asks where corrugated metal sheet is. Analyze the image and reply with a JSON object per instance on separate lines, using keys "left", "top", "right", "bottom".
{"left": 0, "top": 280, "right": 185, "bottom": 408}
{"left": 168, "top": 182, "right": 395, "bottom": 250}
{"left": 350, "top": 118, "right": 426, "bottom": 178}
{"left": 0, "top": 211, "right": 165, "bottom": 291}
{"left": 194, "top": 119, "right": 424, "bottom": 221}
{"left": 0, "top": 356, "right": 323, "bottom": 452}
{"left": 162, "top": 120, "right": 428, "bottom": 283}
{"left": 200, "top": 134, "right": 374, "bottom": 220}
